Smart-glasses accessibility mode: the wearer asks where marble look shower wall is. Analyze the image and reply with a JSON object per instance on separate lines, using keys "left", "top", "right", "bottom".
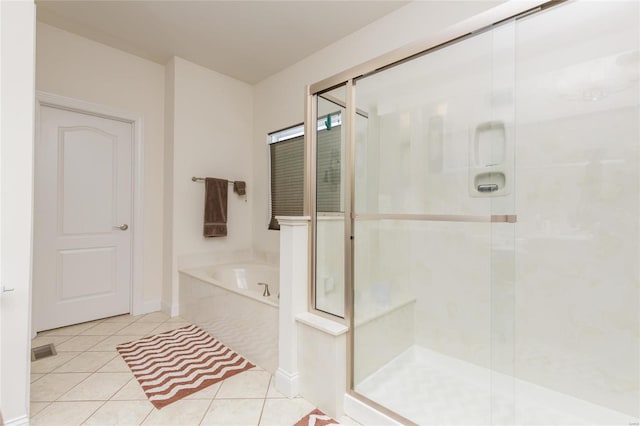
{"left": 512, "top": 2, "right": 640, "bottom": 416}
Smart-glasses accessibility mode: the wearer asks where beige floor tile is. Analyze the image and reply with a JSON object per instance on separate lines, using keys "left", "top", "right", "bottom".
{"left": 38, "top": 321, "right": 102, "bottom": 336}
{"left": 31, "top": 373, "right": 45, "bottom": 383}
{"left": 98, "top": 354, "right": 130, "bottom": 373}
{"left": 30, "top": 373, "right": 90, "bottom": 402}
{"left": 110, "top": 378, "right": 147, "bottom": 401}
{"left": 56, "top": 335, "right": 109, "bottom": 352}
{"left": 30, "top": 401, "right": 102, "bottom": 426}
{"left": 136, "top": 311, "right": 170, "bottom": 323}
{"left": 59, "top": 372, "right": 132, "bottom": 401}
{"left": 54, "top": 351, "right": 118, "bottom": 373}
{"left": 141, "top": 399, "right": 211, "bottom": 426}
{"left": 115, "top": 322, "right": 161, "bottom": 336}
{"left": 31, "top": 352, "right": 81, "bottom": 374}
{"left": 101, "top": 314, "right": 139, "bottom": 324}
{"left": 216, "top": 371, "right": 271, "bottom": 399}
{"left": 80, "top": 322, "right": 128, "bottom": 336}
{"left": 183, "top": 382, "right": 222, "bottom": 399}
{"left": 166, "top": 316, "right": 187, "bottom": 323}
{"left": 29, "top": 401, "right": 50, "bottom": 417}
{"left": 83, "top": 400, "right": 154, "bottom": 426}
{"left": 200, "top": 398, "right": 264, "bottom": 426}
{"left": 337, "top": 415, "right": 364, "bottom": 425}
{"left": 87, "top": 335, "right": 143, "bottom": 352}
{"left": 149, "top": 322, "right": 189, "bottom": 335}
{"left": 265, "top": 377, "right": 286, "bottom": 399}
{"left": 31, "top": 335, "right": 73, "bottom": 348}
{"left": 259, "top": 398, "right": 315, "bottom": 426}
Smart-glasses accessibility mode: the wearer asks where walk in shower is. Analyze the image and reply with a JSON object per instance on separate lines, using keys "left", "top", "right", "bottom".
{"left": 309, "top": 1, "right": 640, "bottom": 424}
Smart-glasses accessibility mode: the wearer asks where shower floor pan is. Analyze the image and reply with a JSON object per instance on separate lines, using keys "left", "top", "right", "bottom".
{"left": 355, "top": 345, "right": 635, "bottom": 425}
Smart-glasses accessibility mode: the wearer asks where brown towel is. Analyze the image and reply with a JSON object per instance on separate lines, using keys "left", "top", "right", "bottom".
{"left": 233, "top": 181, "right": 246, "bottom": 196}
{"left": 203, "top": 178, "right": 228, "bottom": 237}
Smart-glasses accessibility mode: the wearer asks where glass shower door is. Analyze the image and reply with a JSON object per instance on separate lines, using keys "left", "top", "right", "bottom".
{"left": 351, "top": 22, "right": 516, "bottom": 425}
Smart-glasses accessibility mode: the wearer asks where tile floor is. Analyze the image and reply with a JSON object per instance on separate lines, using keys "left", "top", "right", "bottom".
{"left": 30, "top": 312, "right": 359, "bottom": 426}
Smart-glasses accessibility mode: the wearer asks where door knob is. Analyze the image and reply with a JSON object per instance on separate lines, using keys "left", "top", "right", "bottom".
{"left": 114, "top": 224, "right": 128, "bottom": 231}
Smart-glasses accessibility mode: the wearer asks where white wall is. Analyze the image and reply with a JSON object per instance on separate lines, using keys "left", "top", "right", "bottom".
{"left": 0, "top": 1, "right": 35, "bottom": 423}
{"left": 164, "top": 57, "right": 254, "bottom": 314}
{"left": 36, "top": 22, "right": 166, "bottom": 310}
{"left": 251, "top": 1, "right": 502, "bottom": 255}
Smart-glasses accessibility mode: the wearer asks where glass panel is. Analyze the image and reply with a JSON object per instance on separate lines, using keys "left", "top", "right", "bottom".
{"left": 352, "top": 24, "right": 515, "bottom": 425}
{"left": 347, "top": 1, "right": 640, "bottom": 425}
{"left": 315, "top": 86, "right": 347, "bottom": 317}
{"left": 513, "top": 2, "right": 639, "bottom": 424}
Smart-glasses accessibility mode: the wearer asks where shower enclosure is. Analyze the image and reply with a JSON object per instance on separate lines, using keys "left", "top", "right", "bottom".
{"left": 308, "top": 1, "right": 640, "bottom": 425}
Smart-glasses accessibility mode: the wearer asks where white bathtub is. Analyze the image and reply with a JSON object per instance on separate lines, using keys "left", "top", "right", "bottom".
{"left": 179, "top": 262, "right": 279, "bottom": 372}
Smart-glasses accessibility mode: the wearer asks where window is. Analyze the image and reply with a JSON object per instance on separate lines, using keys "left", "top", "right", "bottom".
{"left": 268, "top": 114, "right": 342, "bottom": 230}
{"left": 268, "top": 126, "right": 304, "bottom": 230}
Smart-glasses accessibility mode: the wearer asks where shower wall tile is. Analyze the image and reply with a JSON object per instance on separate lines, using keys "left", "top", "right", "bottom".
{"left": 513, "top": 1, "right": 640, "bottom": 417}
{"left": 410, "top": 222, "right": 492, "bottom": 369}
{"left": 353, "top": 301, "right": 415, "bottom": 384}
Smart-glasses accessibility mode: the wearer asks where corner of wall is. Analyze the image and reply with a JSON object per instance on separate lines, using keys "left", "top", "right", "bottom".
{"left": 162, "top": 57, "right": 176, "bottom": 314}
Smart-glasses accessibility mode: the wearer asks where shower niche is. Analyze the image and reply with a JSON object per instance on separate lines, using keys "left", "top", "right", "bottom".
{"left": 469, "top": 121, "right": 510, "bottom": 197}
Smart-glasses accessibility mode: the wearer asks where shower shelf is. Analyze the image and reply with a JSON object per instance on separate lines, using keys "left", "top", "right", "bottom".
{"left": 354, "top": 296, "right": 416, "bottom": 328}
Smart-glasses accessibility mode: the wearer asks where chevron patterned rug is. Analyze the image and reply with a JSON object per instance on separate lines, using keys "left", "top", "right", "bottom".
{"left": 294, "top": 409, "right": 340, "bottom": 426}
{"left": 117, "top": 324, "right": 254, "bottom": 409}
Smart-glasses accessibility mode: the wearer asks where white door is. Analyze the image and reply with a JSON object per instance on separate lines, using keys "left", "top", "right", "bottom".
{"left": 33, "top": 105, "right": 133, "bottom": 332}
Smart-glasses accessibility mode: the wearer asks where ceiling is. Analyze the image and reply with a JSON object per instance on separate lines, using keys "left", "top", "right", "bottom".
{"left": 36, "top": 0, "right": 409, "bottom": 84}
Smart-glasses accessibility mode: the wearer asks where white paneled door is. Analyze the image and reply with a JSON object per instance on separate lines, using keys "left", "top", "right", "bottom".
{"left": 34, "top": 106, "right": 133, "bottom": 332}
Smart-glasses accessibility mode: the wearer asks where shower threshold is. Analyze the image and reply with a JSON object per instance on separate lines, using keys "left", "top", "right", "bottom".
{"left": 355, "top": 345, "right": 635, "bottom": 425}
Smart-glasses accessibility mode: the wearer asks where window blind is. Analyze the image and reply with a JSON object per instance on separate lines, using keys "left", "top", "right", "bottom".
{"left": 269, "top": 135, "right": 304, "bottom": 230}
{"left": 268, "top": 125, "right": 342, "bottom": 230}
{"left": 316, "top": 126, "right": 342, "bottom": 213}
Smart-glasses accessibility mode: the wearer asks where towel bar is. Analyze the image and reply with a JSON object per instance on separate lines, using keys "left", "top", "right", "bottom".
{"left": 192, "top": 177, "right": 236, "bottom": 184}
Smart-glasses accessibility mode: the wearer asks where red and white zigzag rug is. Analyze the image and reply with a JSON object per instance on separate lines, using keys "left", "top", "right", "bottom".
{"left": 117, "top": 324, "right": 254, "bottom": 409}
{"left": 294, "top": 409, "right": 340, "bottom": 426}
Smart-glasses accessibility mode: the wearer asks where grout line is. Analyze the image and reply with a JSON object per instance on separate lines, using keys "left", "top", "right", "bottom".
{"left": 29, "top": 401, "right": 52, "bottom": 419}
{"left": 79, "top": 399, "right": 109, "bottom": 425}
{"left": 107, "top": 374, "right": 139, "bottom": 403}
{"left": 32, "top": 351, "right": 85, "bottom": 375}
{"left": 198, "top": 397, "right": 216, "bottom": 425}
{"left": 256, "top": 376, "right": 272, "bottom": 425}
{"left": 139, "top": 404, "right": 155, "bottom": 425}
{"left": 29, "top": 374, "right": 47, "bottom": 385}
{"left": 196, "top": 373, "right": 226, "bottom": 424}
{"left": 51, "top": 352, "right": 120, "bottom": 374}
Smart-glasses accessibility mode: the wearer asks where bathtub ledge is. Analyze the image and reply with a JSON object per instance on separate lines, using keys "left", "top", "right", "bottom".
{"left": 295, "top": 312, "right": 348, "bottom": 336}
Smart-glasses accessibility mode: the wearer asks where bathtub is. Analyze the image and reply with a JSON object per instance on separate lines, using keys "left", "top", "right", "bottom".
{"left": 179, "top": 262, "right": 279, "bottom": 372}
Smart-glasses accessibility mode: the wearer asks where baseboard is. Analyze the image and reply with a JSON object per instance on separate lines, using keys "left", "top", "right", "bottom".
{"left": 141, "top": 299, "right": 161, "bottom": 315}
{"left": 4, "top": 414, "right": 29, "bottom": 426}
{"left": 161, "top": 301, "right": 180, "bottom": 317}
{"left": 344, "top": 394, "right": 402, "bottom": 426}
{"left": 274, "top": 368, "right": 300, "bottom": 398}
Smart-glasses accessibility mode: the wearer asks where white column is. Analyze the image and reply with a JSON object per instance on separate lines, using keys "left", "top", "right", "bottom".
{"left": 274, "top": 216, "right": 310, "bottom": 398}
{"left": 0, "top": 1, "right": 36, "bottom": 424}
